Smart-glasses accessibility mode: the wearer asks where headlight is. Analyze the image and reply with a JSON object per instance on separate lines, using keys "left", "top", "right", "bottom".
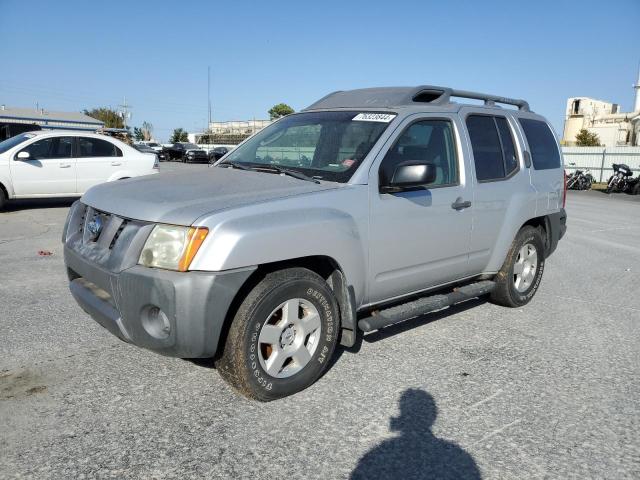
{"left": 139, "top": 225, "right": 208, "bottom": 271}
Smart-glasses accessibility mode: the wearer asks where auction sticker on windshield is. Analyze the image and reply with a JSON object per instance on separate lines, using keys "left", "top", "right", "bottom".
{"left": 352, "top": 113, "right": 396, "bottom": 123}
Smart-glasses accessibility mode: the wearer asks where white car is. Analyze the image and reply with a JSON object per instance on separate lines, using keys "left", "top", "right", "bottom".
{"left": 136, "top": 141, "right": 163, "bottom": 152}
{"left": 0, "top": 130, "right": 159, "bottom": 209}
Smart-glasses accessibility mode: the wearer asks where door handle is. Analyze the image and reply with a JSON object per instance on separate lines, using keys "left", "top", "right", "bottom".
{"left": 59, "top": 163, "right": 71, "bottom": 168}
{"left": 111, "top": 161, "right": 122, "bottom": 166}
{"left": 451, "top": 198, "right": 472, "bottom": 210}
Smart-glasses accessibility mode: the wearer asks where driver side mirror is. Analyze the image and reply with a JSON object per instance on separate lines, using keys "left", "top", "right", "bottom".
{"left": 380, "top": 161, "right": 437, "bottom": 193}
{"left": 16, "top": 151, "right": 30, "bottom": 160}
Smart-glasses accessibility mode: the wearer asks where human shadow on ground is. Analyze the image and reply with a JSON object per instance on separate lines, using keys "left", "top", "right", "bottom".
{"left": 351, "top": 389, "right": 481, "bottom": 480}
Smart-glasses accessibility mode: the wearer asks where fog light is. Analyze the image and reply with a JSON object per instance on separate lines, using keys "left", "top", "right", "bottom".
{"left": 141, "top": 305, "right": 171, "bottom": 339}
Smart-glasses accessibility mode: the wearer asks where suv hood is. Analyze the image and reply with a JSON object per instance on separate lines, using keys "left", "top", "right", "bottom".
{"left": 81, "top": 167, "right": 340, "bottom": 225}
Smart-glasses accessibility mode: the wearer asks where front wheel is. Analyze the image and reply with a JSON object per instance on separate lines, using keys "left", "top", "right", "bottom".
{"left": 606, "top": 176, "right": 615, "bottom": 194}
{"left": 0, "top": 188, "right": 6, "bottom": 210}
{"left": 490, "top": 226, "right": 545, "bottom": 308}
{"left": 216, "top": 268, "right": 340, "bottom": 401}
{"left": 634, "top": 183, "right": 640, "bottom": 196}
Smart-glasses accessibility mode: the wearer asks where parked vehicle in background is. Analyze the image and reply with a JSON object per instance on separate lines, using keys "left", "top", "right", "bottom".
{"left": 628, "top": 173, "right": 640, "bottom": 195}
{"left": 133, "top": 143, "right": 158, "bottom": 155}
{"left": 0, "top": 122, "right": 41, "bottom": 141}
{"left": 606, "top": 163, "right": 634, "bottom": 193}
{"left": 566, "top": 164, "right": 594, "bottom": 190}
{"left": 162, "top": 142, "right": 208, "bottom": 163}
{"left": 0, "top": 130, "right": 158, "bottom": 209}
{"left": 63, "top": 85, "right": 566, "bottom": 401}
{"left": 136, "top": 141, "right": 163, "bottom": 152}
{"left": 208, "top": 146, "right": 229, "bottom": 163}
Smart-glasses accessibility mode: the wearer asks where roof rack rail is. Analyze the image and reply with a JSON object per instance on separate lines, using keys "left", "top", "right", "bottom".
{"left": 412, "top": 85, "right": 530, "bottom": 112}
{"left": 303, "top": 85, "right": 531, "bottom": 112}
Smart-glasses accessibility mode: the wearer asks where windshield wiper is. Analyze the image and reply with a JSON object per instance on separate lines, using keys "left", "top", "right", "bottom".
{"left": 216, "top": 161, "right": 250, "bottom": 170}
{"left": 254, "top": 165, "right": 321, "bottom": 184}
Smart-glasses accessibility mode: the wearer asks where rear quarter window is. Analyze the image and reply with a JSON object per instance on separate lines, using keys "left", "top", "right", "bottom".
{"left": 518, "top": 119, "right": 561, "bottom": 170}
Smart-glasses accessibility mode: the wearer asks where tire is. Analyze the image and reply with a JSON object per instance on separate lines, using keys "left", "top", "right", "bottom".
{"left": 634, "top": 183, "right": 640, "bottom": 196}
{"left": 0, "top": 187, "right": 6, "bottom": 210}
{"left": 216, "top": 268, "right": 340, "bottom": 401}
{"left": 490, "top": 226, "right": 545, "bottom": 308}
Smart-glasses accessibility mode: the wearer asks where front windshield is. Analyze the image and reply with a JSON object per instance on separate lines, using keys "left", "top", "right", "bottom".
{"left": 221, "top": 111, "right": 395, "bottom": 182}
{"left": 0, "top": 133, "right": 36, "bottom": 154}
{"left": 182, "top": 143, "right": 200, "bottom": 149}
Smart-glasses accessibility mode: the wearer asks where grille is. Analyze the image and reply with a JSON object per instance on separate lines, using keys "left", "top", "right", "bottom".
{"left": 78, "top": 204, "right": 88, "bottom": 234}
{"left": 109, "top": 220, "right": 128, "bottom": 250}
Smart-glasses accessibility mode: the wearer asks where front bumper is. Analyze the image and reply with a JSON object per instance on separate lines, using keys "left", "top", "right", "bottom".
{"left": 185, "top": 153, "right": 209, "bottom": 163}
{"left": 62, "top": 202, "right": 255, "bottom": 358}
{"left": 65, "top": 246, "right": 254, "bottom": 358}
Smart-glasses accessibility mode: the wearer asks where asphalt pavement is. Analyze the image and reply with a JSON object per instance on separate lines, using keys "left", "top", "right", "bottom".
{"left": 1, "top": 165, "right": 639, "bottom": 479}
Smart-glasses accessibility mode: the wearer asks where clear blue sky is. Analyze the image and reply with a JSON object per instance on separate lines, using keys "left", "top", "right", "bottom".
{"left": 1, "top": 0, "right": 638, "bottom": 141}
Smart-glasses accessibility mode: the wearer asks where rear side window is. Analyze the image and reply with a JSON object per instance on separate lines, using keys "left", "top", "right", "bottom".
{"left": 518, "top": 119, "right": 560, "bottom": 170}
{"left": 466, "top": 115, "right": 518, "bottom": 181}
{"left": 77, "top": 137, "right": 121, "bottom": 158}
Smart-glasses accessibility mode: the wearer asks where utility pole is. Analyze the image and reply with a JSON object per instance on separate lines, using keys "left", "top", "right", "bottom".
{"left": 119, "top": 97, "right": 132, "bottom": 129}
{"left": 207, "top": 66, "right": 212, "bottom": 127}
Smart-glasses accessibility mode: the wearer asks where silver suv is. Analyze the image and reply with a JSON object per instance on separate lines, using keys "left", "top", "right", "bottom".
{"left": 63, "top": 86, "right": 567, "bottom": 400}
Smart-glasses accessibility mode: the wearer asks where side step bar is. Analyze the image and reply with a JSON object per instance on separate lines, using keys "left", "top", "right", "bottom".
{"left": 358, "top": 280, "right": 496, "bottom": 332}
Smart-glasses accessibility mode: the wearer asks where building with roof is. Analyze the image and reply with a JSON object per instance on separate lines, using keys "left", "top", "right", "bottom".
{"left": 192, "top": 119, "right": 273, "bottom": 145}
{"left": 0, "top": 105, "right": 104, "bottom": 137}
{"left": 561, "top": 66, "right": 640, "bottom": 147}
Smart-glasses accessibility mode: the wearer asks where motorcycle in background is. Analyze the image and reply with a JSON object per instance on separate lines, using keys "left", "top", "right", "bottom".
{"left": 566, "top": 164, "right": 594, "bottom": 191}
{"left": 627, "top": 173, "right": 640, "bottom": 195}
{"left": 606, "top": 163, "right": 634, "bottom": 194}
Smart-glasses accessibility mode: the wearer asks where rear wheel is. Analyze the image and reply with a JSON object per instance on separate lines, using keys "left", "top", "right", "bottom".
{"left": 634, "top": 183, "right": 640, "bottom": 196}
{"left": 585, "top": 178, "right": 593, "bottom": 190}
{"left": 490, "top": 226, "right": 545, "bottom": 307}
{"left": 216, "top": 268, "right": 340, "bottom": 401}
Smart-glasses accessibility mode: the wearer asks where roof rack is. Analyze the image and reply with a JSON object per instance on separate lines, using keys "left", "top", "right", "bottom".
{"left": 418, "top": 86, "right": 530, "bottom": 112}
{"left": 304, "top": 85, "right": 530, "bottom": 112}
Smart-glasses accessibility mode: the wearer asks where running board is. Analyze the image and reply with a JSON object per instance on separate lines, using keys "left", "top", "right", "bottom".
{"left": 358, "top": 280, "right": 496, "bottom": 332}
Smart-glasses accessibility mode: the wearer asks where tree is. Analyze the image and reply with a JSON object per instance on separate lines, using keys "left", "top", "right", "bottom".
{"left": 170, "top": 128, "right": 189, "bottom": 143}
{"left": 133, "top": 127, "right": 145, "bottom": 141}
{"left": 133, "top": 122, "right": 154, "bottom": 141}
{"left": 141, "top": 121, "right": 153, "bottom": 141}
{"left": 575, "top": 129, "right": 600, "bottom": 146}
{"left": 83, "top": 107, "right": 124, "bottom": 129}
{"left": 268, "top": 103, "right": 294, "bottom": 120}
